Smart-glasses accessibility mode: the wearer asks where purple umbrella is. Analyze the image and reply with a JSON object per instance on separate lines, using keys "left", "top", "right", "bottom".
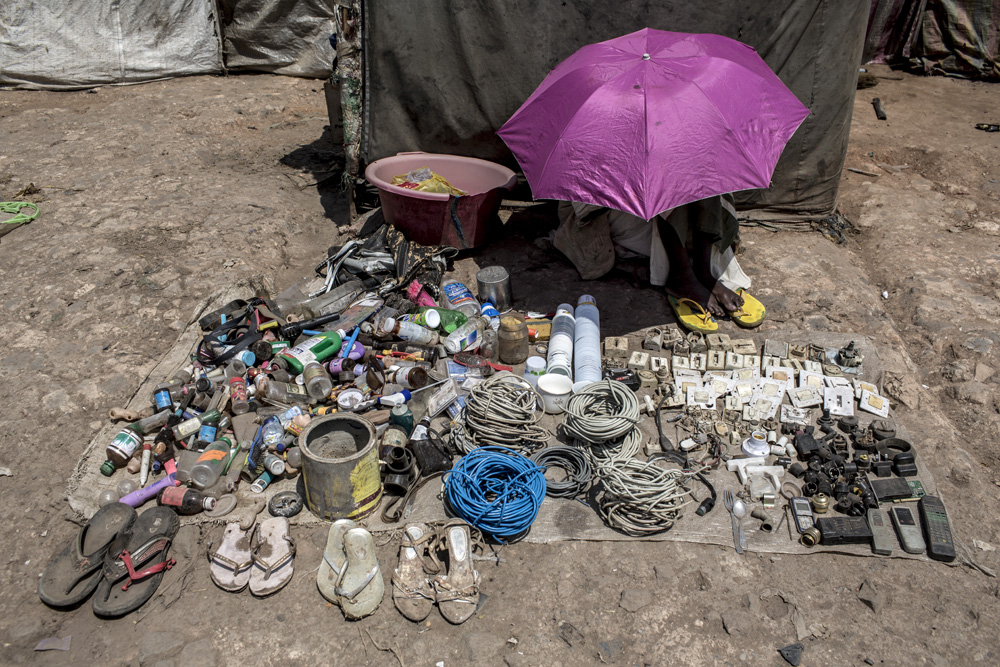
{"left": 497, "top": 28, "right": 810, "bottom": 220}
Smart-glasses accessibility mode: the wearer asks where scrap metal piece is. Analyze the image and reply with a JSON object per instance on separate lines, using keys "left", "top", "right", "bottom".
{"left": 724, "top": 352, "right": 744, "bottom": 370}
{"left": 706, "top": 333, "right": 731, "bottom": 351}
{"left": 690, "top": 352, "right": 707, "bottom": 371}
{"left": 604, "top": 336, "right": 629, "bottom": 362}
{"left": 642, "top": 327, "right": 663, "bottom": 351}
{"left": 763, "top": 339, "right": 789, "bottom": 359}
{"left": 859, "top": 390, "right": 889, "bottom": 417}
{"left": 628, "top": 351, "right": 650, "bottom": 370}
{"left": 661, "top": 325, "right": 684, "bottom": 349}
{"left": 780, "top": 405, "right": 811, "bottom": 426}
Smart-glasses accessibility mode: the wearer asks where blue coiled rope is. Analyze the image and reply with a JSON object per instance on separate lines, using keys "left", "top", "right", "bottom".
{"left": 443, "top": 445, "right": 547, "bottom": 541}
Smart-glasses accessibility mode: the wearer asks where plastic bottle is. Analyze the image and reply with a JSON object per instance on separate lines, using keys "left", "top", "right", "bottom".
{"left": 277, "top": 331, "right": 344, "bottom": 374}
{"left": 157, "top": 486, "right": 217, "bottom": 514}
{"left": 440, "top": 279, "right": 481, "bottom": 318}
{"left": 381, "top": 318, "right": 440, "bottom": 345}
{"left": 263, "top": 452, "right": 286, "bottom": 476}
{"left": 389, "top": 404, "right": 415, "bottom": 436}
{"left": 297, "top": 280, "right": 365, "bottom": 319}
{"left": 397, "top": 309, "right": 441, "bottom": 330}
{"left": 443, "top": 316, "right": 487, "bottom": 354}
{"left": 189, "top": 439, "right": 232, "bottom": 490}
{"left": 196, "top": 411, "right": 221, "bottom": 443}
{"left": 261, "top": 416, "right": 285, "bottom": 448}
{"left": 99, "top": 410, "right": 171, "bottom": 477}
{"left": 481, "top": 302, "right": 501, "bottom": 330}
{"left": 303, "top": 361, "right": 334, "bottom": 401}
{"left": 250, "top": 471, "right": 273, "bottom": 493}
{"left": 277, "top": 405, "right": 305, "bottom": 430}
{"left": 100, "top": 427, "right": 143, "bottom": 477}
{"left": 152, "top": 383, "right": 174, "bottom": 411}
{"left": 171, "top": 409, "right": 221, "bottom": 442}
{"left": 377, "top": 390, "right": 412, "bottom": 407}
{"left": 417, "top": 306, "right": 467, "bottom": 333}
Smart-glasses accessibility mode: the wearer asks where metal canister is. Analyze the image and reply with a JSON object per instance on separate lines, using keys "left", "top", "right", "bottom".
{"left": 476, "top": 266, "right": 513, "bottom": 313}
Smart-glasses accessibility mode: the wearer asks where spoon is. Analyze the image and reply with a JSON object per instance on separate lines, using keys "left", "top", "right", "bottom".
{"left": 733, "top": 499, "right": 748, "bottom": 553}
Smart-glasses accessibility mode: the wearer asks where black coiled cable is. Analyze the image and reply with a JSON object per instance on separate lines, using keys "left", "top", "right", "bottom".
{"left": 530, "top": 445, "right": 592, "bottom": 499}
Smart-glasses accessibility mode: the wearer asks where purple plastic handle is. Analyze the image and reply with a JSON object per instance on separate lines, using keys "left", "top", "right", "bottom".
{"left": 119, "top": 473, "right": 178, "bottom": 507}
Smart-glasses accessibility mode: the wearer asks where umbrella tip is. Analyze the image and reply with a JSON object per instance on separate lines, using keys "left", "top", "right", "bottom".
{"left": 642, "top": 53, "right": 651, "bottom": 60}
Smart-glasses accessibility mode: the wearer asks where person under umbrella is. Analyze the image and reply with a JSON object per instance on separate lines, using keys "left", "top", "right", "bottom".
{"left": 498, "top": 28, "right": 809, "bottom": 332}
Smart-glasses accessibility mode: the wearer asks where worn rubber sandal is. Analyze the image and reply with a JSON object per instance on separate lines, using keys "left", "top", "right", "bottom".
{"left": 727, "top": 288, "right": 766, "bottom": 328}
{"left": 38, "top": 503, "right": 137, "bottom": 608}
{"left": 667, "top": 295, "right": 718, "bottom": 333}
{"left": 208, "top": 522, "right": 255, "bottom": 593}
{"left": 392, "top": 523, "right": 434, "bottom": 622}
{"left": 433, "top": 521, "right": 480, "bottom": 625}
{"left": 337, "top": 527, "right": 384, "bottom": 620}
{"left": 92, "top": 506, "right": 179, "bottom": 618}
{"left": 249, "top": 517, "right": 295, "bottom": 597}
{"left": 317, "top": 518, "right": 355, "bottom": 605}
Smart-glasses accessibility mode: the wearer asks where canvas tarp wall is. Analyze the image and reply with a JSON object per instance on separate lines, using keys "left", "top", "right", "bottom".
{"left": 360, "top": 0, "right": 871, "bottom": 219}
{"left": 865, "top": 0, "right": 999, "bottom": 78}
{"left": 0, "top": 0, "right": 222, "bottom": 90}
{"left": 218, "top": 0, "right": 336, "bottom": 78}
{"left": 0, "top": 1, "right": 337, "bottom": 90}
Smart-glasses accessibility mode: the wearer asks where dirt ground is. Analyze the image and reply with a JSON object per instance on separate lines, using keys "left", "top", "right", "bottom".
{"left": 2, "top": 68, "right": 1000, "bottom": 666}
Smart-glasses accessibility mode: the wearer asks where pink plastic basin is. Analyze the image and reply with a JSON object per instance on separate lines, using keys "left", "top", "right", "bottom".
{"left": 365, "top": 152, "right": 517, "bottom": 249}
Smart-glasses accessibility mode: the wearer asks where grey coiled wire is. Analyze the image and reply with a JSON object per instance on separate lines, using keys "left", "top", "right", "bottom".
{"left": 560, "top": 379, "right": 640, "bottom": 444}
{"left": 593, "top": 459, "right": 706, "bottom": 536}
{"left": 530, "top": 445, "right": 592, "bottom": 498}
{"left": 451, "top": 373, "right": 549, "bottom": 454}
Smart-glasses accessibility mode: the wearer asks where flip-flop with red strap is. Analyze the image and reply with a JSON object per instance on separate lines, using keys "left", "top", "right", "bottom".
{"left": 38, "top": 503, "right": 137, "bottom": 608}
{"left": 92, "top": 506, "right": 179, "bottom": 618}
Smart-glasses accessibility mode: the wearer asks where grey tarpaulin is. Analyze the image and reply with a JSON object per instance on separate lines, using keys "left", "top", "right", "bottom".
{"left": 864, "top": 0, "right": 999, "bottom": 79}
{"left": 0, "top": 0, "right": 222, "bottom": 90}
{"left": 359, "top": 0, "right": 870, "bottom": 220}
{"left": 218, "top": 0, "right": 336, "bottom": 78}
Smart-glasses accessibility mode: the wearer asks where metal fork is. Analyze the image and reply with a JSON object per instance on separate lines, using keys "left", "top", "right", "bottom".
{"left": 723, "top": 490, "right": 741, "bottom": 553}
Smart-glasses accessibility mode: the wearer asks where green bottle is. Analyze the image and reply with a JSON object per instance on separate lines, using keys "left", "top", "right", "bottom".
{"left": 416, "top": 307, "right": 467, "bottom": 333}
{"left": 276, "top": 331, "right": 343, "bottom": 374}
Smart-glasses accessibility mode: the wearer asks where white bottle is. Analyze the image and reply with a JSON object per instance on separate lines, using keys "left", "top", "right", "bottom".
{"left": 444, "top": 316, "right": 487, "bottom": 354}
{"left": 440, "top": 279, "right": 481, "bottom": 319}
{"left": 382, "top": 317, "right": 440, "bottom": 346}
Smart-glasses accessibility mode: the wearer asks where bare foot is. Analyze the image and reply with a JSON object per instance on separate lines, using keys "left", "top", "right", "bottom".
{"left": 706, "top": 283, "right": 744, "bottom": 316}
{"left": 664, "top": 277, "right": 714, "bottom": 315}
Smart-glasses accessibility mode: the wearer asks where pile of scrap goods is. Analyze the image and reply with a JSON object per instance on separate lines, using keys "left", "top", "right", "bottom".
{"left": 42, "top": 220, "right": 952, "bottom": 622}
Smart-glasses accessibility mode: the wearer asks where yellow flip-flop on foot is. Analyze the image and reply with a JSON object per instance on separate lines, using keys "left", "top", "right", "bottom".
{"left": 667, "top": 295, "right": 718, "bottom": 333}
{"left": 727, "top": 288, "right": 766, "bottom": 328}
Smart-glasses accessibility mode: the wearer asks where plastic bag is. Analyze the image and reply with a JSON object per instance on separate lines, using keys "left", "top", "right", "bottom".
{"left": 391, "top": 167, "right": 467, "bottom": 195}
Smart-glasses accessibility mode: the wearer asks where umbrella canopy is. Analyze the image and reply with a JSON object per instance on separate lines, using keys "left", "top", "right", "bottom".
{"left": 497, "top": 28, "right": 811, "bottom": 220}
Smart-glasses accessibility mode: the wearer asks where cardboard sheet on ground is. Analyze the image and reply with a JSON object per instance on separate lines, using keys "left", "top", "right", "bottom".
{"left": 67, "top": 297, "right": 936, "bottom": 561}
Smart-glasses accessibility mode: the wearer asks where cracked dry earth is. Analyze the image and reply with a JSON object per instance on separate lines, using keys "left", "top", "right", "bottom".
{"left": 2, "top": 70, "right": 1000, "bottom": 666}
